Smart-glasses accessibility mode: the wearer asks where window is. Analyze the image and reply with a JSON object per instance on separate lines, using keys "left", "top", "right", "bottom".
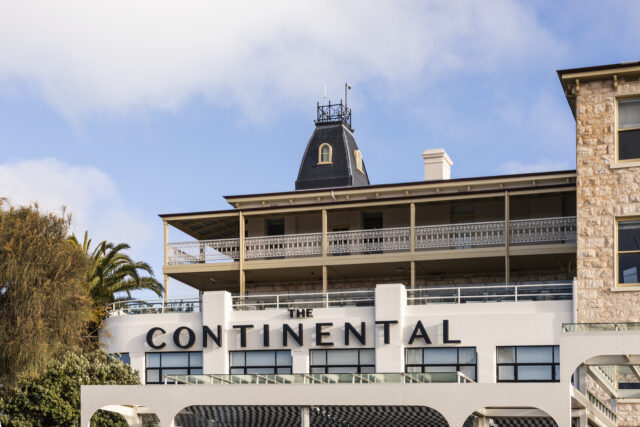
{"left": 145, "top": 351, "right": 202, "bottom": 384}
{"left": 110, "top": 352, "right": 130, "bottom": 365}
{"left": 497, "top": 346, "right": 559, "bottom": 382}
{"left": 310, "top": 349, "right": 375, "bottom": 374}
{"left": 354, "top": 150, "right": 364, "bottom": 173}
{"left": 618, "top": 98, "right": 640, "bottom": 161}
{"left": 318, "top": 143, "right": 332, "bottom": 164}
{"left": 405, "top": 347, "right": 477, "bottom": 381}
{"left": 617, "top": 219, "right": 640, "bottom": 286}
{"left": 230, "top": 350, "right": 292, "bottom": 374}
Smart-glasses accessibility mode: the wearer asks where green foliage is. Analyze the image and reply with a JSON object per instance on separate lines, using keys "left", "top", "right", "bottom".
{"left": 69, "top": 231, "right": 163, "bottom": 325}
{"left": 0, "top": 203, "right": 92, "bottom": 386}
{"left": 0, "top": 348, "right": 140, "bottom": 427}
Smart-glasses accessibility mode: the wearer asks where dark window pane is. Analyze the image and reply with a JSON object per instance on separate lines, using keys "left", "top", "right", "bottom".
{"left": 554, "top": 365, "right": 560, "bottom": 381}
{"left": 276, "top": 351, "right": 292, "bottom": 366}
{"left": 163, "top": 368, "right": 188, "bottom": 377}
{"left": 619, "top": 220, "right": 640, "bottom": 251}
{"left": 360, "top": 366, "right": 375, "bottom": 374}
{"left": 406, "top": 366, "right": 422, "bottom": 373}
{"left": 498, "top": 365, "right": 515, "bottom": 381}
{"left": 406, "top": 349, "right": 422, "bottom": 364}
{"left": 619, "top": 253, "right": 640, "bottom": 284}
{"left": 191, "top": 368, "right": 203, "bottom": 375}
{"left": 310, "top": 350, "right": 326, "bottom": 365}
{"left": 146, "top": 353, "right": 160, "bottom": 368}
{"left": 310, "top": 367, "right": 325, "bottom": 373}
{"left": 162, "top": 352, "right": 188, "bottom": 367}
{"left": 230, "top": 368, "right": 244, "bottom": 374}
{"left": 497, "top": 347, "right": 515, "bottom": 363}
{"left": 247, "top": 367, "right": 275, "bottom": 374}
{"left": 460, "top": 366, "right": 476, "bottom": 381}
{"left": 458, "top": 348, "right": 477, "bottom": 364}
{"left": 619, "top": 98, "right": 640, "bottom": 129}
{"left": 517, "top": 346, "right": 552, "bottom": 363}
{"left": 246, "top": 351, "right": 274, "bottom": 366}
{"left": 619, "top": 129, "right": 640, "bottom": 160}
{"left": 190, "top": 352, "right": 203, "bottom": 367}
{"left": 230, "top": 352, "right": 245, "bottom": 367}
{"left": 146, "top": 369, "right": 160, "bottom": 383}
{"left": 423, "top": 348, "right": 457, "bottom": 364}
{"left": 359, "top": 350, "right": 375, "bottom": 365}
{"left": 517, "top": 365, "right": 552, "bottom": 381}
{"left": 328, "top": 366, "right": 357, "bottom": 374}
{"left": 277, "top": 367, "right": 292, "bottom": 374}
{"left": 553, "top": 346, "right": 560, "bottom": 362}
{"left": 327, "top": 350, "right": 358, "bottom": 365}
{"left": 424, "top": 366, "right": 455, "bottom": 373}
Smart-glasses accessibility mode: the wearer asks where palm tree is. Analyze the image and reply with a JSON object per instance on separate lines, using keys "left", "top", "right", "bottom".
{"left": 69, "top": 231, "right": 163, "bottom": 323}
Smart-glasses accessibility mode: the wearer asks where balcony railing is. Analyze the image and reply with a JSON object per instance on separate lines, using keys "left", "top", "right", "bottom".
{"left": 407, "top": 281, "right": 572, "bottom": 305}
{"left": 107, "top": 298, "right": 201, "bottom": 317}
{"left": 562, "top": 322, "right": 640, "bottom": 332}
{"left": 167, "top": 216, "right": 576, "bottom": 265}
{"left": 232, "top": 289, "right": 375, "bottom": 311}
{"left": 163, "top": 372, "right": 474, "bottom": 385}
{"left": 245, "top": 232, "right": 322, "bottom": 260}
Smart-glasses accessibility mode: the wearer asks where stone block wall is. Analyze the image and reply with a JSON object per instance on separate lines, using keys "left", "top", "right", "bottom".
{"left": 575, "top": 76, "right": 640, "bottom": 322}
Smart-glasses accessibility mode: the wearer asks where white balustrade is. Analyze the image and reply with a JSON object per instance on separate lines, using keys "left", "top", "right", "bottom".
{"left": 244, "top": 232, "right": 322, "bottom": 259}
{"left": 326, "top": 227, "right": 410, "bottom": 255}
{"left": 415, "top": 221, "right": 505, "bottom": 249}
{"left": 509, "top": 216, "right": 576, "bottom": 244}
{"left": 168, "top": 238, "right": 239, "bottom": 264}
{"left": 167, "top": 217, "right": 577, "bottom": 264}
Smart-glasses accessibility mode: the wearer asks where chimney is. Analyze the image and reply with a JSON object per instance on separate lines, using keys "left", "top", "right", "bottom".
{"left": 422, "top": 148, "right": 453, "bottom": 181}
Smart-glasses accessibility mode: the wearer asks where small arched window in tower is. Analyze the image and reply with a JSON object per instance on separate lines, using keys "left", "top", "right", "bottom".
{"left": 318, "top": 143, "right": 332, "bottom": 165}
{"left": 354, "top": 150, "right": 364, "bottom": 173}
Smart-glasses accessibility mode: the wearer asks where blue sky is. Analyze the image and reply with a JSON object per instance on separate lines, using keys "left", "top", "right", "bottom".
{"left": 0, "top": 0, "right": 638, "bottom": 298}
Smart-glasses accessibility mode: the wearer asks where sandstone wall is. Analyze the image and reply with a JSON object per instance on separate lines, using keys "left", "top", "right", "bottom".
{"left": 576, "top": 76, "right": 640, "bottom": 322}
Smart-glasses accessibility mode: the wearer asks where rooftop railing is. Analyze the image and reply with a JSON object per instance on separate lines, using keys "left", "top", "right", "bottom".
{"left": 588, "top": 391, "right": 617, "bottom": 424}
{"left": 107, "top": 298, "right": 201, "bottom": 317}
{"left": 232, "top": 289, "right": 375, "bottom": 311}
{"left": 163, "top": 372, "right": 474, "bottom": 385}
{"left": 407, "top": 281, "right": 573, "bottom": 305}
{"left": 167, "top": 216, "right": 576, "bottom": 265}
{"left": 562, "top": 322, "right": 640, "bottom": 332}
{"left": 106, "top": 282, "right": 572, "bottom": 316}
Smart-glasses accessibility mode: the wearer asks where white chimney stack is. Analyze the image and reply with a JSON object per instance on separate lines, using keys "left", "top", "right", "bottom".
{"left": 422, "top": 148, "right": 453, "bottom": 181}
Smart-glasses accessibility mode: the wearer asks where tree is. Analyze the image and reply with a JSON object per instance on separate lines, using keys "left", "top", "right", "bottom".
{"left": 69, "top": 231, "right": 163, "bottom": 326}
{"left": 0, "top": 348, "right": 140, "bottom": 426}
{"left": 0, "top": 203, "right": 91, "bottom": 387}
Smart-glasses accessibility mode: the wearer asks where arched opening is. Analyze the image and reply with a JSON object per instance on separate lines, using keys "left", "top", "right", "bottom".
{"left": 567, "top": 353, "right": 640, "bottom": 427}
{"left": 175, "top": 405, "right": 449, "bottom": 426}
{"left": 88, "top": 405, "right": 160, "bottom": 427}
{"left": 463, "top": 407, "right": 558, "bottom": 427}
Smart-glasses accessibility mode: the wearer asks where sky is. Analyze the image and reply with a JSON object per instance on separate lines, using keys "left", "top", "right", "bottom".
{"left": 0, "top": 0, "right": 638, "bottom": 298}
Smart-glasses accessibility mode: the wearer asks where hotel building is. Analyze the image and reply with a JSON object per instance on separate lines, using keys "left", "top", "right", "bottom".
{"left": 83, "top": 61, "right": 640, "bottom": 427}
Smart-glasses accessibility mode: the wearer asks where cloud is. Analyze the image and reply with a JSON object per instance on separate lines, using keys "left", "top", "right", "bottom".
{"left": 499, "top": 159, "right": 572, "bottom": 174}
{"left": 0, "top": 158, "right": 151, "bottom": 255}
{"left": 0, "top": 0, "right": 564, "bottom": 120}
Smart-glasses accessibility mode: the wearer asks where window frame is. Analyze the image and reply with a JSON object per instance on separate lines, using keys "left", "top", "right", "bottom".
{"left": 496, "top": 345, "right": 559, "bottom": 383}
{"left": 615, "top": 216, "right": 640, "bottom": 287}
{"left": 353, "top": 149, "right": 364, "bottom": 173}
{"left": 615, "top": 96, "right": 640, "bottom": 163}
{"left": 309, "top": 348, "right": 375, "bottom": 374}
{"left": 229, "top": 350, "right": 292, "bottom": 375}
{"left": 404, "top": 347, "right": 477, "bottom": 381}
{"left": 318, "top": 143, "right": 333, "bottom": 165}
{"left": 145, "top": 351, "right": 202, "bottom": 384}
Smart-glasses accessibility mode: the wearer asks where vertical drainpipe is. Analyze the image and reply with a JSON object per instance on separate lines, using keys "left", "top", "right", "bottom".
{"left": 239, "top": 211, "right": 245, "bottom": 298}
{"left": 504, "top": 191, "right": 510, "bottom": 287}
{"left": 322, "top": 209, "right": 328, "bottom": 305}
{"left": 410, "top": 202, "right": 416, "bottom": 293}
{"left": 163, "top": 220, "right": 169, "bottom": 301}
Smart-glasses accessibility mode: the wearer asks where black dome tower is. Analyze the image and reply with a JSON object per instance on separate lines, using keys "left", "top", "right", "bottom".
{"left": 295, "top": 102, "right": 370, "bottom": 190}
